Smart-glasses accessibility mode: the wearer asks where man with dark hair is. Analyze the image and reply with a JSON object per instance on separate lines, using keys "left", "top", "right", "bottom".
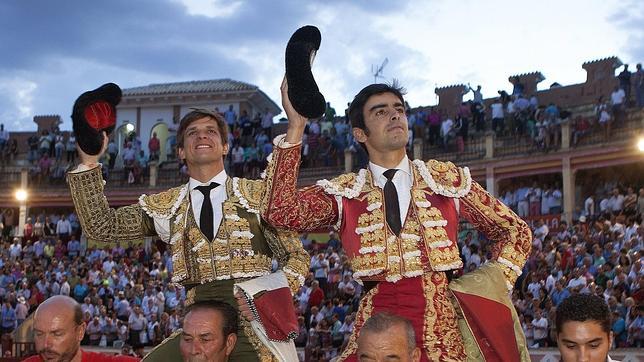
{"left": 357, "top": 312, "right": 420, "bottom": 362}
{"left": 556, "top": 294, "right": 617, "bottom": 362}
{"left": 25, "top": 295, "right": 139, "bottom": 361}
{"left": 262, "top": 79, "right": 532, "bottom": 360}
{"left": 180, "top": 301, "right": 238, "bottom": 362}
{"left": 67, "top": 108, "right": 308, "bottom": 361}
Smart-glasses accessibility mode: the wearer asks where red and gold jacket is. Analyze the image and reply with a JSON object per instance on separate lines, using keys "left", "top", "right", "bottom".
{"left": 262, "top": 140, "right": 532, "bottom": 288}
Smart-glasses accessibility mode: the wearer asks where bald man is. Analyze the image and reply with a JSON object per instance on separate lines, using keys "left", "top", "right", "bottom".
{"left": 24, "top": 295, "right": 139, "bottom": 362}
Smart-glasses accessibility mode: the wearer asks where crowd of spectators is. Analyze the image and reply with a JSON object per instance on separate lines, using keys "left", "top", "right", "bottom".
{"left": 213, "top": 105, "right": 277, "bottom": 178}
{"left": 406, "top": 63, "right": 643, "bottom": 156}
{"left": 0, "top": 186, "right": 640, "bottom": 359}
{"left": 0, "top": 210, "right": 185, "bottom": 353}
{"left": 460, "top": 182, "right": 644, "bottom": 350}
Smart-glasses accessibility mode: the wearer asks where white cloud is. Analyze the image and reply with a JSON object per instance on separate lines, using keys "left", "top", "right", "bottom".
{"left": 171, "top": 0, "right": 242, "bottom": 18}
{"left": 0, "top": 77, "right": 37, "bottom": 129}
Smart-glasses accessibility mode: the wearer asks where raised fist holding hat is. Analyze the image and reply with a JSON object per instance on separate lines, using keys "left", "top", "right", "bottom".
{"left": 71, "top": 82, "right": 121, "bottom": 164}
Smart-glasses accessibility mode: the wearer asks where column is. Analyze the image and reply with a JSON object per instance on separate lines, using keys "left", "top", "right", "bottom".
{"left": 562, "top": 157, "right": 575, "bottom": 224}
{"left": 485, "top": 166, "right": 496, "bottom": 196}
{"left": 17, "top": 169, "right": 28, "bottom": 237}
{"left": 344, "top": 149, "right": 352, "bottom": 174}
{"left": 561, "top": 120, "right": 570, "bottom": 150}
{"left": 485, "top": 132, "right": 494, "bottom": 159}
{"left": 149, "top": 162, "right": 158, "bottom": 187}
{"left": 413, "top": 138, "right": 423, "bottom": 160}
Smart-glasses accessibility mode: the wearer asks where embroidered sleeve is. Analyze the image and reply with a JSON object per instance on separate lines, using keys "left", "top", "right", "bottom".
{"left": 66, "top": 166, "right": 156, "bottom": 242}
{"left": 263, "top": 224, "right": 310, "bottom": 294}
{"left": 458, "top": 181, "right": 532, "bottom": 288}
{"left": 261, "top": 143, "right": 339, "bottom": 231}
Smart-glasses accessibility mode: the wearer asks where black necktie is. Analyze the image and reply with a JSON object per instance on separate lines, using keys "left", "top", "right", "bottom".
{"left": 383, "top": 169, "right": 401, "bottom": 236}
{"left": 195, "top": 182, "right": 219, "bottom": 241}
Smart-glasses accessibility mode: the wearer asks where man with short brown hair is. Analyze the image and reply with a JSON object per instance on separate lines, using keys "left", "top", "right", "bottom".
{"left": 556, "top": 294, "right": 617, "bottom": 362}
{"left": 67, "top": 108, "right": 308, "bottom": 361}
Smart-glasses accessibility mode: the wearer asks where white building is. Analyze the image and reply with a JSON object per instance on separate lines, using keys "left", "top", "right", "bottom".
{"left": 115, "top": 78, "right": 280, "bottom": 163}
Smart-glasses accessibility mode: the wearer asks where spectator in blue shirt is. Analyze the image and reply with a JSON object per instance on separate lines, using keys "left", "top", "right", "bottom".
{"left": 550, "top": 281, "right": 570, "bottom": 307}
{"left": 544, "top": 103, "right": 559, "bottom": 120}
{"left": 73, "top": 278, "right": 89, "bottom": 303}
{"left": 612, "top": 311, "right": 627, "bottom": 347}
{"left": 1, "top": 300, "right": 16, "bottom": 333}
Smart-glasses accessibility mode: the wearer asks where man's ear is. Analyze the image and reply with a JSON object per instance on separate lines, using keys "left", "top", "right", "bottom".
{"left": 77, "top": 322, "right": 87, "bottom": 343}
{"left": 225, "top": 333, "right": 237, "bottom": 356}
{"left": 411, "top": 347, "right": 421, "bottom": 362}
{"left": 352, "top": 127, "right": 367, "bottom": 143}
{"left": 177, "top": 146, "right": 185, "bottom": 161}
{"left": 222, "top": 144, "right": 229, "bottom": 155}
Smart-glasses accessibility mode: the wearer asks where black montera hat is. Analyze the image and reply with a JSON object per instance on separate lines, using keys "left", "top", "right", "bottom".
{"left": 71, "top": 83, "right": 122, "bottom": 156}
{"left": 285, "top": 25, "right": 326, "bottom": 119}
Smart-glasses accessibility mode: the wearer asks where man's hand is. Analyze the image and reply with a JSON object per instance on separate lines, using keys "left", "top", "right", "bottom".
{"left": 281, "top": 76, "right": 308, "bottom": 144}
{"left": 234, "top": 291, "right": 255, "bottom": 321}
{"left": 77, "top": 132, "right": 109, "bottom": 167}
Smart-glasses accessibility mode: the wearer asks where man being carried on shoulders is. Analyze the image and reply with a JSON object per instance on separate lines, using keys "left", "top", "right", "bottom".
{"left": 67, "top": 103, "right": 308, "bottom": 361}
{"left": 261, "top": 79, "right": 532, "bottom": 361}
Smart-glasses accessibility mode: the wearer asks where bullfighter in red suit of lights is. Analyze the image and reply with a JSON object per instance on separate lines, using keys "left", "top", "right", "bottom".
{"left": 260, "top": 74, "right": 533, "bottom": 360}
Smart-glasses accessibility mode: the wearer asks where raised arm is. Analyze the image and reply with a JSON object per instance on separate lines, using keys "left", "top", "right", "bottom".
{"left": 67, "top": 134, "right": 155, "bottom": 242}
{"left": 260, "top": 77, "right": 339, "bottom": 231}
{"left": 459, "top": 181, "right": 533, "bottom": 288}
{"left": 67, "top": 166, "right": 156, "bottom": 242}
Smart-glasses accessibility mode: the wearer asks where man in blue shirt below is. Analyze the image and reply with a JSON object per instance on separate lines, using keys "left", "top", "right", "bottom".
{"left": 1, "top": 299, "right": 16, "bottom": 334}
{"left": 550, "top": 280, "right": 571, "bottom": 307}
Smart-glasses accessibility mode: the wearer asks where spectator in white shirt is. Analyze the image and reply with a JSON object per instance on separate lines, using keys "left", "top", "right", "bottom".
{"left": 533, "top": 219, "right": 549, "bottom": 242}
{"left": 607, "top": 188, "right": 625, "bottom": 213}
{"left": 57, "top": 275, "right": 70, "bottom": 296}
{"left": 611, "top": 86, "right": 626, "bottom": 106}
{"left": 9, "top": 239, "right": 22, "bottom": 261}
{"left": 531, "top": 309, "right": 549, "bottom": 347}
{"left": 311, "top": 253, "right": 330, "bottom": 291}
{"left": 128, "top": 306, "right": 147, "bottom": 346}
{"left": 490, "top": 99, "right": 505, "bottom": 135}
{"left": 56, "top": 215, "right": 72, "bottom": 241}
{"left": 102, "top": 255, "right": 115, "bottom": 274}
{"left": 583, "top": 195, "right": 595, "bottom": 218}
{"left": 231, "top": 143, "right": 245, "bottom": 177}
{"left": 440, "top": 117, "right": 454, "bottom": 151}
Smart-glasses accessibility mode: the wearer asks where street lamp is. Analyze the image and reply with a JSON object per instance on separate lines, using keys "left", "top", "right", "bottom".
{"left": 15, "top": 189, "right": 27, "bottom": 202}
{"left": 15, "top": 188, "right": 28, "bottom": 237}
{"left": 637, "top": 136, "right": 644, "bottom": 153}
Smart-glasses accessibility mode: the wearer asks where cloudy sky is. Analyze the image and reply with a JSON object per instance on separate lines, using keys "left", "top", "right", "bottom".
{"left": 0, "top": 0, "right": 642, "bottom": 131}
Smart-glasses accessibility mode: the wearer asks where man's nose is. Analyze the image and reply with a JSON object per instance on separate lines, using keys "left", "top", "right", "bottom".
{"left": 190, "top": 340, "right": 203, "bottom": 355}
{"left": 577, "top": 347, "right": 589, "bottom": 362}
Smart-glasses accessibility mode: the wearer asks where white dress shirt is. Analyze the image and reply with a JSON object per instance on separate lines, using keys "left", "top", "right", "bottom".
{"left": 189, "top": 170, "right": 228, "bottom": 238}
{"left": 369, "top": 156, "right": 412, "bottom": 226}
